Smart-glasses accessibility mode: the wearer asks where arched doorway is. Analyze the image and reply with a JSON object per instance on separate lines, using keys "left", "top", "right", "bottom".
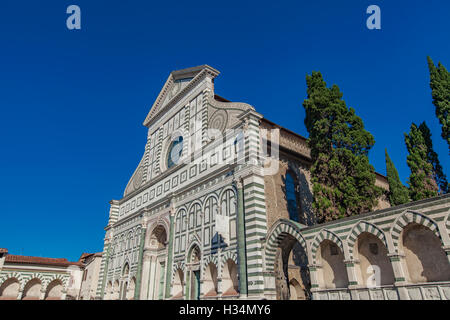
{"left": 186, "top": 244, "right": 201, "bottom": 300}
{"left": 274, "top": 235, "right": 311, "bottom": 300}
{"left": 120, "top": 263, "right": 130, "bottom": 300}
{"left": 145, "top": 224, "right": 168, "bottom": 300}
{"left": 401, "top": 223, "right": 450, "bottom": 283}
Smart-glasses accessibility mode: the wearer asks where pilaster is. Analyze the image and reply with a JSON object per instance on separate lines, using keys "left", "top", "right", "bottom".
{"left": 97, "top": 230, "right": 113, "bottom": 299}
{"left": 165, "top": 203, "right": 176, "bottom": 299}
{"left": 234, "top": 178, "right": 248, "bottom": 297}
{"left": 134, "top": 221, "right": 147, "bottom": 300}
{"left": 388, "top": 252, "right": 409, "bottom": 300}
{"left": 344, "top": 260, "right": 360, "bottom": 300}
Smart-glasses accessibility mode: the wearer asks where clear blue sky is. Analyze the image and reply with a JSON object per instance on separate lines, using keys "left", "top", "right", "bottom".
{"left": 0, "top": 0, "right": 448, "bottom": 261}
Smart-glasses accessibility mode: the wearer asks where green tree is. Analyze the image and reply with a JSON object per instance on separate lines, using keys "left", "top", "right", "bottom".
{"left": 418, "top": 121, "right": 449, "bottom": 194}
{"left": 303, "top": 71, "right": 381, "bottom": 223}
{"left": 427, "top": 57, "right": 450, "bottom": 151}
{"left": 384, "top": 149, "right": 409, "bottom": 206}
{"left": 404, "top": 123, "right": 438, "bottom": 201}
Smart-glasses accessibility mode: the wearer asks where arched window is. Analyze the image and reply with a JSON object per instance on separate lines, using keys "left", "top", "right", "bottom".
{"left": 221, "top": 190, "right": 236, "bottom": 217}
{"left": 167, "top": 136, "right": 183, "bottom": 169}
{"left": 285, "top": 172, "right": 299, "bottom": 222}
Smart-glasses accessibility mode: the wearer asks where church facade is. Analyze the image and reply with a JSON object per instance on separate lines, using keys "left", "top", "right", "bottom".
{"left": 96, "top": 65, "right": 450, "bottom": 300}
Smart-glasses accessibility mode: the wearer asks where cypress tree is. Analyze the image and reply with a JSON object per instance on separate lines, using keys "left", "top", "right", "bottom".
{"left": 427, "top": 57, "right": 450, "bottom": 151}
{"left": 404, "top": 123, "right": 438, "bottom": 201}
{"left": 303, "top": 71, "right": 381, "bottom": 223}
{"left": 385, "top": 149, "right": 409, "bottom": 206}
{"left": 418, "top": 121, "right": 449, "bottom": 194}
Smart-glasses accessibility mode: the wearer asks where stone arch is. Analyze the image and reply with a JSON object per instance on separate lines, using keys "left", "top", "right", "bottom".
{"left": 172, "top": 261, "right": 186, "bottom": 281}
{"left": 22, "top": 278, "right": 42, "bottom": 300}
{"left": 400, "top": 222, "right": 450, "bottom": 283}
{"left": 264, "top": 219, "right": 307, "bottom": 273}
{"left": 29, "top": 273, "right": 45, "bottom": 284}
{"left": 147, "top": 223, "right": 168, "bottom": 249}
{"left": 202, "top": 255, "right": 219, "bottom": 274}
{"left": 44, "top": 279, "right": 64, "bottom": 300}
{"left": 353, "top": 232, "right": 395, "bottom": 287}
{"left": 148, "top": 219, "right": 169, "bottom": 237}
{"left": 0, "top": 272, "right": 23, "bottom": 289}
{"left": 311, "top": 229, "right": 344, "bottom": 264}
{"left": 185, "top": 240, "right": 202, "bottom": 264}
{"left": 220, "top": 250, "right": 238, "bottom": 275}
{"left": 391, "top": 211, "right": 443, "bottom": 251}
{"left": 316, "top": 239, "right": 348, "bottom": 289}
{"left": 347, "top": 221, "right": 389, "bottom": 259}
{"left": 0, "top": 277, "right": 20, "bottom": 300}
{"left": 46, "top": 274, "right": 67, "bottom": 290}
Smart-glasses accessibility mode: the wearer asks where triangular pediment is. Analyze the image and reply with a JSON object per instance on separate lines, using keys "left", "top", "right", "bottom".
{"left": 143, "top": 65, "right": 220, "bottom": 127}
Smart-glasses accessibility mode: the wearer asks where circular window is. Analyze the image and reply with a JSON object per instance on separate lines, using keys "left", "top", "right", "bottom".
{"left": 167, "top": 136, "right": 183, "bottom": 169}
